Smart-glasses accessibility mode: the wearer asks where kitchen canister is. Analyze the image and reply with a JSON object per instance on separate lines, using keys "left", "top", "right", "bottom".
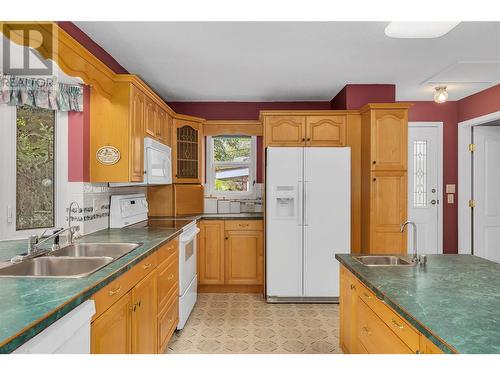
{"left": 217, "top": 199, "right": 231, "bottom": 214}
{"left": 230, "top": 201, "right": 241, "bottom": 214}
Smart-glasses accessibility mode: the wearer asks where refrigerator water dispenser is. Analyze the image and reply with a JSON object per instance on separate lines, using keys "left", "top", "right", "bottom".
{"left": 275, "top": 186, "right": 295, "bottom": 217}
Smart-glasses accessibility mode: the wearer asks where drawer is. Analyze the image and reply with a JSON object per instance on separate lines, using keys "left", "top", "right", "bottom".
{"left": 92, "top": 252, "right": 158, "bottom": 319}
{"left": 357, "top": 298, "right": 412, "bottom": 354}
{"left": 224, "top": 220, "right": 263, "bottom": 231}
{"left": 357, "top": 282, "right": 419, "bottom": 352}
{"left": 157, "top": 238, "right": 178, "bottom": 264}
{"left": 157, "top": 250, "right": 178, "bottom": 311}
{"left": 158, "top": 292, "right": 179, "bottom": 353}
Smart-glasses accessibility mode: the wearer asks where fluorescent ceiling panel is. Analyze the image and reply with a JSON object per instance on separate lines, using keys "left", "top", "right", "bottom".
{"left": 385, "top": 22, "right": 461, "bottom": 38}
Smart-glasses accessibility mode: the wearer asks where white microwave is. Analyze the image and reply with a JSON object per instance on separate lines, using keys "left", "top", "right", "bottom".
{"left": 110, "top": 137, "right": 172, "bottom": 186}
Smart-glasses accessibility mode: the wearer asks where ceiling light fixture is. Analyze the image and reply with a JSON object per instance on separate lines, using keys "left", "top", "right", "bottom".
{"left": 385, "top": 22, "right": 460, "bottom": 39}
{"left": 434, "top": 86, "right": 449, "bottom": 103}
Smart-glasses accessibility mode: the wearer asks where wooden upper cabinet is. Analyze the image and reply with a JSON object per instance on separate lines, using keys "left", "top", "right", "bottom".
{"left": 91, "top": 292, "right": 132, "bottom": 354}
{"left": 130, "top": 85, "right": 145, "bottom": 182}
{"left": 224, "top": 230, "right": 263, "bottom": 285}
{"left": 199, "top": 221, "right": 225, "bottom": 285}
{"left": 306, "top": 115, "right": 346, "bottom": 146}
{"left": 264, "top": 115, "right": 306, "bottom": 147}
{"left": 371, "top": 109, "right": 408, "bottom": 171}
{"left": 144, "top": 98, "right": 157, "bottom": 138}
{"left": 158, "top": 109, "right": 172, "bottom": 146}
{"left": 131, "top": 270, "right": 157, "bottom": 354}
{"left": 370, "top": 171, "right": 407, "bottom": 253}
{"left": 173, "top": 118, "right": 203, "bottom": 183}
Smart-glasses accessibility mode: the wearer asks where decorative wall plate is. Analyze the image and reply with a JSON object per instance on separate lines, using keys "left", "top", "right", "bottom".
{"left": 96, "top": 145, "right": 121, "bottom": 165}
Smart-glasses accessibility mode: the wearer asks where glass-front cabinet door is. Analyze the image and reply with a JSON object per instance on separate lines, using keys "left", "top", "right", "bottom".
{"left": 172, "top": 118, "right": 203, "bottom": 183}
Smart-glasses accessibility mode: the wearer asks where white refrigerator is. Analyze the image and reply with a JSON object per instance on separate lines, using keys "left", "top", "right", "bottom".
{"left": 266, "top": 147, "right": 351, "bottom": 301}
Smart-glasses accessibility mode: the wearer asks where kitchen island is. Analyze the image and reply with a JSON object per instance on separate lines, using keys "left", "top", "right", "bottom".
{"left": 336, "top": 254, "right": 500, "bottom": 354}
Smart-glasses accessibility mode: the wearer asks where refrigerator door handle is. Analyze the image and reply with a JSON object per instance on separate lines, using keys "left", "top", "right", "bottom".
{"left": 298, "top": 181, "right": 303, "bottom": 226}
{"left": 304, "top": 181, "right": 310, "bottom": 226}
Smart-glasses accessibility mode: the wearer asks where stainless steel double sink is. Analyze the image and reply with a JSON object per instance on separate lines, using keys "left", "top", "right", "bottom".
{"left": 353, "top": 255, "right": 417, "bottom": 267}
{"left": 0, "top": 243, "right": 140, "bottom": 278}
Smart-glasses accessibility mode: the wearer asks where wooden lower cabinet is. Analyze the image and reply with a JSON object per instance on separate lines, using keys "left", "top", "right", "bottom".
{"left": 91, "top": 239, "right": 179, "bottom": 354}
{"left": 225, "top": 230, "right": 263, "bottom": 285}
{"left": 339, "top": 266, "right": 356, "bottom": 353}
{"left": 340, "top": 265, "right": 449, "bottom": 354}
{"left": 199, "top": 219, "right": 264, "bottom": 292}
{"left": 91, "top": 292, "right": 132, "bottom": 354}
{"left": 198, "top": 220, "right": 225, "bottom": 285}
{"left": 131, "top": 270, "right": 158, "bottom": 354}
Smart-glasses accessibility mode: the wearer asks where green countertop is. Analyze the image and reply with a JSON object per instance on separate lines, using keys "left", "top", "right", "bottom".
{"left": 0, "top": 220, "right": 192, "bottom": 353}
{"left": 150, "top": 212, "right": 264, "bottom": 221}
{"left": 335, "top": 254, "right": 500, "bottom": 354}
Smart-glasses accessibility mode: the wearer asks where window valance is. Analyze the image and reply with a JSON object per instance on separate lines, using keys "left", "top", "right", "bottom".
{"left": 0, "top": 75, "right": 83, "bottom": 112}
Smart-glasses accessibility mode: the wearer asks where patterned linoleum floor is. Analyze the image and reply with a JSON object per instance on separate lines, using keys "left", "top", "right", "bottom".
{"left": 167, "top": 293, "right": 342, "bottom": 354}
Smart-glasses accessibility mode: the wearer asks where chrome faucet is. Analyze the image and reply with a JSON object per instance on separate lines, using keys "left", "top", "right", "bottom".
{"left": 14, "top": 226, "right": 80, "bottom": 264}
{"left": 68, "top": 201, "right": 82, "bottom": 243}
{"left": 400, "top": 221, "right": 420, "bottom": 263}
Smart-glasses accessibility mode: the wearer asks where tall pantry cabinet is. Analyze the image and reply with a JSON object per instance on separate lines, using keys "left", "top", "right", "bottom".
{"left": 360, "top": 104, "right": 411, "bottom": 254}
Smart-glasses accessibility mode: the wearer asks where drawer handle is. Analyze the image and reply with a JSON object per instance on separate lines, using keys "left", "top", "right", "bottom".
{"left": 238, "top": 223, "right": 249, "bottom": 227}
{"left": 350, "top": 284, "right": 356, "bottom": 290}
{"left": 108, "top": 286, "right": 121, "bottom": 296}
{"left": 363, "top": 292, "right": 372, "bottom": 299}
{"left": 362, "top": 326, "right": 372, "bottom": 336}
{"left": 391, "top": 318, "right": 404, "bottom": 330}
{"left": 143, "top": 263, "right": 152, "bottom": 270}
{"left": 167, "top": 273, "right": 174, "bottom": 280}
{"left": 168, "top": 318, "right": 173, "bottom": 324}
{"left": 129, "top": 304, "right": 136, "bottom": 312}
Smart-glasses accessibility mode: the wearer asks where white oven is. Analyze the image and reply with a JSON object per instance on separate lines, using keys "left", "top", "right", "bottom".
{"left": 178, "top": 221, "right": 200, "bottom": 330}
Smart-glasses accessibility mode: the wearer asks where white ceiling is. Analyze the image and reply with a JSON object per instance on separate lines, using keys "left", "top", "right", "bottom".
{"left": 75, "top": 21, "right": 500, "bottom": 102}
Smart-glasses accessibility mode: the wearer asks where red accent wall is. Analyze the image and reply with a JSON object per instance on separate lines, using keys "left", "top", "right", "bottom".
{"left": 458, "top": 84, "right": 500, "bottom": 122}
{"left": 330, "top": 84, "right": 396, "bottom": 110}
{"left": 57, "top": 21, "right": 129, "bottom": 74}
{"left": 68, "top": 85, "right": 90, "bottom": 182}
{"left": 168, "top": 101, "right": 331, "bottom": 120}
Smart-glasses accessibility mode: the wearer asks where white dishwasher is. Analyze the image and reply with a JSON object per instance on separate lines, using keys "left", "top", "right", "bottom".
{"left": 13, "top": 300, "right": 95, "bottom": 354}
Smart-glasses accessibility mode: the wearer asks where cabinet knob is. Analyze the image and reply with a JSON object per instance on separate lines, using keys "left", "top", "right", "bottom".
{"left": 373, "top": 178, "right": 377, "bottom": 182}
{"left": 372, "top": 160, "right": 377, "bottom": 165}
{"left": 225, "top": 237, "right": 229, "bottom": 240}
{"left": 307, "top": 138, "right": 311, "bottom": 141}
{"left": 302, "top": 138, "right": 305, "bottom": 142}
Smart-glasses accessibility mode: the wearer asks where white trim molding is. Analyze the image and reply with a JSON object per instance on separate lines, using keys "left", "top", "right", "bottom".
{"left": 458, "top": 110, "right": 500, "bottom": 254}
{"left": 408, "top": 121, "right": 444, "bottom": 254}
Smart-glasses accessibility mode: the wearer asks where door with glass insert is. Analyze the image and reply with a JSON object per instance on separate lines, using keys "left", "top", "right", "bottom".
{"left": 408, "top": 124, "right": 441, "bottom": 253}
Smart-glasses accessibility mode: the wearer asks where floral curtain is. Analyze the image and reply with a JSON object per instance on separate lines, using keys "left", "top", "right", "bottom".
{"left": 0, "top": 75, "right": 83, "bottom": 112}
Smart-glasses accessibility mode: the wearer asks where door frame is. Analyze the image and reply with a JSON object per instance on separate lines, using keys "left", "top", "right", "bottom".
{"left": 458, "top": 110, "right": 500, "bottom": 254}
{"left": 408, "top": 122, "right": 444, "bottom": 254}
